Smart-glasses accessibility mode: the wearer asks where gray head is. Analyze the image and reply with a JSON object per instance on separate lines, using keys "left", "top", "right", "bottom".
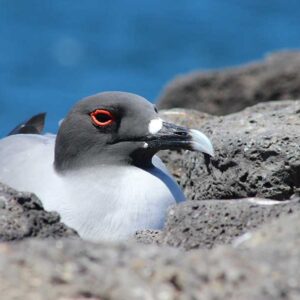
{"left": 54, "top": 91, "right": 214, "bottom": 172}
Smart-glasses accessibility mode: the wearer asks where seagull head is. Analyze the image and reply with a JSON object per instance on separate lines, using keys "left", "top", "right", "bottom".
{"left": 54, "top": 92, "right": 214, "bottom": 171}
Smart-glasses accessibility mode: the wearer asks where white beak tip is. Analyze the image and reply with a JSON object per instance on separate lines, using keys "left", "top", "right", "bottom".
{"left": 189, "top": 129, "right": 215, "bottom": 157}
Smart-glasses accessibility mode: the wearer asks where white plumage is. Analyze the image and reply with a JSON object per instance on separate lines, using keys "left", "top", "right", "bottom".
{"left": 0, "top": 134, "right": 184, "bottom": 240}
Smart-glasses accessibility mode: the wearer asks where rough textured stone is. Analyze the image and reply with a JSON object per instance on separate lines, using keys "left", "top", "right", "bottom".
{"left": 0, "top": 182, "right": 78, "bottom": 241}
{"left": 134, "top": 229, "right": 163, "bottom": 245}
{"left": 1, "top": 211, "right": 300, "bottom": 299}
{"left": 160, "top": 100, "right": 300, "bottom": 201}
{"left": 145, "top": 197, "right": 300, "bottom": 250}
{"left": 158, "top": 51, "right": 300, "bottom": 115}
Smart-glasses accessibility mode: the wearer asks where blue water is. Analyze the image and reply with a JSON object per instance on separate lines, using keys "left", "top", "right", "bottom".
{"left": 1, "top": 0, "right": 300, "bottom": 136}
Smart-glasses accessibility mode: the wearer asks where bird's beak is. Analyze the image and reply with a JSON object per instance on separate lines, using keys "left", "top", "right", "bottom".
{"left": 145, "top": 121, "right": 214, "bottom": 156}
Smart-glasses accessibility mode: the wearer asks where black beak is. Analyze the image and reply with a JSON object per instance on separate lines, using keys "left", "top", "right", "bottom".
{"left": 145, "top": 121, "right": 214, "bottom": 156}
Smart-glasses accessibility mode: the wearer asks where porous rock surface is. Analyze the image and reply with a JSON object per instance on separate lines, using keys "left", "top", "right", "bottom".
{"left": 160, "top": 100, "right": 300, "bottom": 201}
{"left": 0, "top": 211, "right": 300, "bottom": 300}
{"left": 0, "top": 182, "right": 77, "bottom": 241}
{"left": 134, "top": 229, "right": 163, "bottom": 245}
{"left": 136, "top": 197, "right": 300, "bottom": 250}
{"left": 158, "top": 51, "right": 300, "bottom": 115}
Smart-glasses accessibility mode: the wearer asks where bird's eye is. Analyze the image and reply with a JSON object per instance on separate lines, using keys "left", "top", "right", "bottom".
{"left": 90, "top": 109, "right": 115, "bottom": 127}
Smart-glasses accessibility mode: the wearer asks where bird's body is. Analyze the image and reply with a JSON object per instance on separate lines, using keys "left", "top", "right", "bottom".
{"left": 0, "top": 133, "right": 184, "bottom": 240}
{"left": 0, "top": 92, "right": 213, "bottom": 241}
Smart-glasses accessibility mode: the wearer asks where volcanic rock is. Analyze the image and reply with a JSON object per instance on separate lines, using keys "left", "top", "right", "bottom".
{"left": 135, "top": 197, "right": 300, "bottom": 250}
{"left": 0, "top": 182, "right": 77, "bottom": 241}
{"left": 160, "top": 100, "right": 300, "bottom": 201}
{"left": 1, "top": 210, "right": 300, "bottom": 299}
{"left": 158, "top": 51, "right": 300, "bottom": 115}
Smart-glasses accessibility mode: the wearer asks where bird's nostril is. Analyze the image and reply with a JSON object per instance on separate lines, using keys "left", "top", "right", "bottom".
{"left": 175, "top": 131, "right": 188, "bottom": 137}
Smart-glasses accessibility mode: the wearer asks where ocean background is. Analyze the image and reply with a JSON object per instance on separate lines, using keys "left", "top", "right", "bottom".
{"left": 1, "top": 0, "right": 300, "bottom": 135}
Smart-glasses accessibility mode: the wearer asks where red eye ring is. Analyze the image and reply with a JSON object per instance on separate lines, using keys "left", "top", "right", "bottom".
{"left": 90, "top": 109, "right": 115, "bottom": 127}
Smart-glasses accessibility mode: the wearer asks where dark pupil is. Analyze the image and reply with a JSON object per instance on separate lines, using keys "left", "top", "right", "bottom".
{"left": 96, "top": 113, "right": 111, "bottom": 123}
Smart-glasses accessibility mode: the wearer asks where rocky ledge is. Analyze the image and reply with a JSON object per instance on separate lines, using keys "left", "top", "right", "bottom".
{"left": 136, "top": 197, "right": 300, "bottom": 250}
{"left": 158, "top": 51, "right": 300, "bottom": 115}
{"left": 0, "top": 206, "right": 300, "bottom": 299}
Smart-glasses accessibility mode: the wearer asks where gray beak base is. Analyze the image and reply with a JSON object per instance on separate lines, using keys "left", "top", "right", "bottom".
{"left": 146, "top": 122, "right": 214, "bottom": 157}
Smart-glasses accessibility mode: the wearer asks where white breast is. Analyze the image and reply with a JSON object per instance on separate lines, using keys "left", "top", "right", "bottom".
{"left": 59, "top": 164, "right": 183, "bottom": 240}
{"left": 0, "top": 134, "right": 184, "bottom": 241}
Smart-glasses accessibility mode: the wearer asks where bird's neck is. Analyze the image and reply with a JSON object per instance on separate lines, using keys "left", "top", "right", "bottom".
{"left": 54, "top": 146, "right": 155, "bottom": 173}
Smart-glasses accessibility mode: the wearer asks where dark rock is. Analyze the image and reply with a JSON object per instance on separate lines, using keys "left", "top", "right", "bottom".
{"left": 158, "top": 51, "right": 300, "bottom": 115}
{"left": 1, "top": 211, "right": 300, "bottom": 299}
{"left": 0, "top": 182, "right": 78, "bottom": 241}
{"left": 149, "top": 198, "right": 300, "bottom": 250}
{"left": 160, "top": 100, "right": 300, "bottom": 201}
